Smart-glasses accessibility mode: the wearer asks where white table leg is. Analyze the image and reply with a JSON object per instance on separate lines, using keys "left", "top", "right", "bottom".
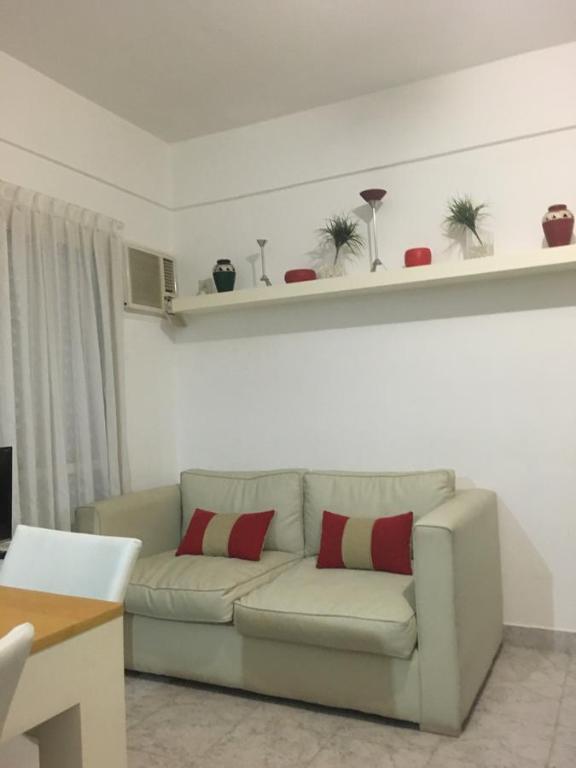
{"left": 31, "top": 707, "right": 82, "bottom": 768}
{"left": 2, "top": 619, "right": 127, "bottom": 768}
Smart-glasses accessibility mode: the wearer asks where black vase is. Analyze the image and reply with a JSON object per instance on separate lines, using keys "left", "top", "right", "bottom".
{"left": 212, "top": 259, "right": 236, "bottom": 292}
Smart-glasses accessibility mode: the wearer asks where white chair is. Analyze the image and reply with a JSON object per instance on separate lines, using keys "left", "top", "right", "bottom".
{"left": 0, "top": 525, "right": 141, "bottom": 602}
{"left": 0, "top": 623, "right": 34, "bottom": 736}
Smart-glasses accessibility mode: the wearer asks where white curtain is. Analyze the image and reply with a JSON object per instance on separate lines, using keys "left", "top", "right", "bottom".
{"left": 0, "top": 181, "right": 130, "bottom": 530}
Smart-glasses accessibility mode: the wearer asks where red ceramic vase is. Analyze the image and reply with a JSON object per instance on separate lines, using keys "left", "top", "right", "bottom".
{"left": 284, "top": 269, "right": 317, "bottom": 283}
{"left": 404, "top": 248, "right": 432, "bottom": 267}
{"left": 542, "top": 204, "right": 574, "bottom": 247}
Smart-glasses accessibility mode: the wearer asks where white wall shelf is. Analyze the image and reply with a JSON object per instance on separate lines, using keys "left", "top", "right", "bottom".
{"left": 170, "top": 245, "right": 576, "bottom": 320}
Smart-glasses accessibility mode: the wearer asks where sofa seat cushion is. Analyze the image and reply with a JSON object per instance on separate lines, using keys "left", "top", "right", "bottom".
{"left": 126, "top": 550, "right": 300, "bottom": 624}
{"left": 234, "top": 557, "right": 417, "bottom": 659}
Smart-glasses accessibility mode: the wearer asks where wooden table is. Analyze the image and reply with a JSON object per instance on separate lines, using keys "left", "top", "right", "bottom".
{"left": 0, "top": 586, "right": 127, "bottom": 767}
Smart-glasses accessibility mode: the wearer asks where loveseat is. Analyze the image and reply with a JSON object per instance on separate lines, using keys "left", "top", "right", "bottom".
{"left": 75, "top": 468, "right": 503, "bottom": 735}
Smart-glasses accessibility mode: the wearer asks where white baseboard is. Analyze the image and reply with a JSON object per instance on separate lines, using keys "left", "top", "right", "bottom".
{"left": 504, "top": 624, "right": 576, "bottom": 653}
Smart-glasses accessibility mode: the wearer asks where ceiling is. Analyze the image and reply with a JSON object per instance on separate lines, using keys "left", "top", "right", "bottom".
{"left": 1, "top": 0, "right": 576, "bottom": 142}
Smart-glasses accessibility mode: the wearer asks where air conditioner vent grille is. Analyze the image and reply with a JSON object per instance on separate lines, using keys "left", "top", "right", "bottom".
{"left": 163, "top": 257, "right": 176, "bottom": 295}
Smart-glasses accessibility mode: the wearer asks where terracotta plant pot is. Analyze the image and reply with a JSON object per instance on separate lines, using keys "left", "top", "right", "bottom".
{"left": 404, "top": 248, "right": 432, "bottom": 267}
{"left": 284, "top": 269, "right": 317, "bottom": 283}
{"left": 542, "top": 204, "right": 574, "bottom": 247}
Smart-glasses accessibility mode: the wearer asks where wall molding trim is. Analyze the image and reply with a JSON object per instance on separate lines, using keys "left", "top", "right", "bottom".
{"left": 6, "top": 123, "right": 576, "bottom": 217}
{"left": 504, "top": 624, "right": 576, "bottom": 654}
{"left": 173, "top": 123, "right": 576, "bottom": 212}
{"left": 0, "top": 136, "right": 172, "bottom": 211}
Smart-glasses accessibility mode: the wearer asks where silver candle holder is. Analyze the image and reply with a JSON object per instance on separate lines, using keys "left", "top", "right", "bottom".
{"left": 257, "top": 239, "right": 272, "bottom": 286}
{"left": 360, "top": 189, "right": 387, "bottom": 272}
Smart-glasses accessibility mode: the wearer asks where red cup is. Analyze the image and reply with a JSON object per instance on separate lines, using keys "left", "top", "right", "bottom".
{"left": 404, "top": 248, "right": 432, "bottom": 267}
{"left": 284, "top": 269, "right": 317, "bottom": 283}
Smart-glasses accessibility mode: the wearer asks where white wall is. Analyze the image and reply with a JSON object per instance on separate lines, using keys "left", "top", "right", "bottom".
{"left": 173, "top": 42, "right": 576, "bottom": 207}
{"left": 172, "top": 42, "right": 576, "bottom": 632}
{"left": 3, "top": 41, "right": 576, "bottom": 632}
{"left": 0, "top": 52, "right": 178, "bottom": 489}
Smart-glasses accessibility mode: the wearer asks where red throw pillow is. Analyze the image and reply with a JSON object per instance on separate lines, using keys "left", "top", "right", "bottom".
{"left": 316, "top": 510, "right": 413, "bottom": 575}
{"left": 176, "top": 508, "right": 274, "bottom": 561}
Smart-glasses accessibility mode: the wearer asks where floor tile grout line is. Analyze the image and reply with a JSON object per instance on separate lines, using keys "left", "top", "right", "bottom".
{"left": 422, "top": 735, "right": 444, "bottom": 768}
{"left": 295, "top": 740, "right": 332, "bottom": 768}
{"left": 184, "top": 701, "right": 339, "bottom": 768}
{"left": 125, "top": 682, "right": 183, "bottom": 732}
{"left": 129, "top": 716, "right": 243, "bottom": 763}
{"left": 126, "top": 699, "right": 171, "bottom": 731}
{"left": 422, "top": 645, "right": 570, "bottom": 768}
{"left": 127, "top": 691, "right": 263, "bottom": 764}
{"left": 544, "top": 655, "right": 571, "bottom": 768}
{"left": 128, "top": 744, "right": 180, "bottom": 766}
{"left": 294, "top": 720, "right": 351, "bottom": 768}
{"left": 124, "top": 646, "right": 574, "bottom": 768}
{"left": 200, "top": 698, "right": 271, "bottom": 754}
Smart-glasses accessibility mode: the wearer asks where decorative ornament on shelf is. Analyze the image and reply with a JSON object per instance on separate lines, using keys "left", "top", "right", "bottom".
{"left": 542, "top": 204, "right": 574, "bottom": 248}
{"left": 445, "top": 196, "right": 493, "bottom": 259}
{"left": 284, "top": 269, "right": 317, "bottom": 283}
{"left": 404, "top": 248, "right": 432, "bottom": 267}
{"left": 197, "top": 277, "right": 216, "bottom": 295}
{"left": 359, "top": 189, "right": 387, "bottom": 272}
{"left": 212, "top": 259, "right": 236, "bottom": 292}
{"left": 257, "top": 239, "right": 272, "bottom": 286}
{"left": 317, "top": 214, "right": 365, "bottom": 278}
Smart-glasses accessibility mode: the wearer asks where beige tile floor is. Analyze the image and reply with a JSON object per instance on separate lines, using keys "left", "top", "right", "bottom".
{"left": 126, "top": 644, "right": 576, "bottom": 768}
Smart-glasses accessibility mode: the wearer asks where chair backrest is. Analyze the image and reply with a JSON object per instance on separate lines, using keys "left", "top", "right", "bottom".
{"left": 0, "top": 526, "right": 142, "bottom": 602}
{"left": 0, "top": 623, "right": 34, "bottom": 735}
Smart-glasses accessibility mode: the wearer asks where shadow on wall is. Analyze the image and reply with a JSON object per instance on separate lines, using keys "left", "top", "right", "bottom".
{"left": 498, "top": 498, "right": 554, "bottom": 629}
{"left": 457, "top": 476, "right": 554, "bottom": 629}
{"left": 171, "top": 271, "right": 576, "bottom": 344}
{"left": 456, "top": 475, "right": 555, "bottom": 628}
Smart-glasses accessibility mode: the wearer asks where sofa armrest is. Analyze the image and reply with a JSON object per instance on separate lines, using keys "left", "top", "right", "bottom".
{"left": 414, "top": 489, "right": 503, "bottom": 735}
{"left": 75, "top": 485, "right": 182, "bottom": 558}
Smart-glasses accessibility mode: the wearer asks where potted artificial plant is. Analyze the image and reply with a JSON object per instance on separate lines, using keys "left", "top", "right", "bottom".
{"left": 317, "top": 214, "right": 365, "bottom": 277}
{"left": 445, "top": 196, "right": 493, "bottom": 259}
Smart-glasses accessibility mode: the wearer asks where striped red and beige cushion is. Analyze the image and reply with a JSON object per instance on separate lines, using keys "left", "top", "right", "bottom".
{"left": 176, "top": 508, "right": 275, "bottom": 561}
{"left": 316, "top": 510, "right": 413, "bottom": 574}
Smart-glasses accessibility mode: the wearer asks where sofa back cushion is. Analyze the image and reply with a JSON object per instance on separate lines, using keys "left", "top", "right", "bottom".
{"left": 181, "top": 469, "right": 305, "bottom": 555}
{"left": 304, "top": 469, "right": 455, "bottom": 556}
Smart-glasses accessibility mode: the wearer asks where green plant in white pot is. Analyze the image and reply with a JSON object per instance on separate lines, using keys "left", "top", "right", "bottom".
{"left": 317, "top": 214, "right": 365, "bottom": 277}
{"left": 445, "top": 196, "right": 493, "bottom": 259}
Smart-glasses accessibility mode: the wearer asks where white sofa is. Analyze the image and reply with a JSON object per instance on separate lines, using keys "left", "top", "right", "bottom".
{"left": 76, "top": 468, "right": 503, "bottom": 735}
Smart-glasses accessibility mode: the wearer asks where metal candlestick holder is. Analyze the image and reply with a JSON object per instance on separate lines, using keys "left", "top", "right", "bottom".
{"left": 360, "top": 189, "right": 387, "bottom": 272}
{"left": 257, "top": 239, "right": 272, "bottom": 286}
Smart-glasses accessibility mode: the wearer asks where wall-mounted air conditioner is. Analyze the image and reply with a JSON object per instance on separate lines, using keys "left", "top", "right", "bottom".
{"left": 124, "top": 244, "right": 177, "bottom": 316}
